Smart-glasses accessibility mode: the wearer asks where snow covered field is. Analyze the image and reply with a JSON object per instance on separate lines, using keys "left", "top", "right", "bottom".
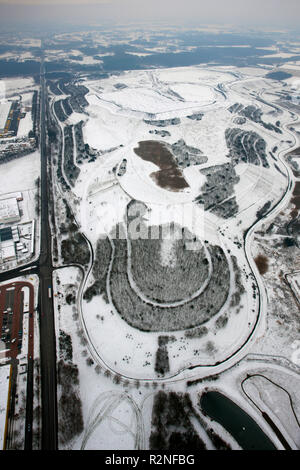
{"left": 0, "top": 365, "right": 10, "bottom": 450}
{"left": 85, "top": 68, "right": 225, "bottom": 120}
{"left": 0, "top": 151, "right": 40, "bottom": 194}
{"left": 1, "top": 77, "right": 36, "bottom": 97}
{"left": 59, "top": 66, "right": 296, "bottom": 380}
{"left": 50, "top": 64, "right": 300, "bottom": 449}
{"left": 53, "top": 266, "right": 154, "bottom": 449}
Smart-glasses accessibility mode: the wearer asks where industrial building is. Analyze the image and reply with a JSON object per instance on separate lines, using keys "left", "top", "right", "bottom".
{"left": 0, "top": 101, "right": 11, "bottom": 135}
{"left": 0, "top": 192, "right": 34, "bottom": 266}
{"left": 1, "top": 244, "right": 16, "bottom": 263}
{"left": 0, "top": 227, "right": 16, "bottom": 263}
{"left": 0, "top": 192, "right": 23, "bottom": 202}
{"left": 0, "top": 220, "right": 34, "bottom": 266}
{"left": 0, "top": 227, "right": 13, "bottom": 242}
{"left": 0, "top": 198, "right": 20, "bottom": 225}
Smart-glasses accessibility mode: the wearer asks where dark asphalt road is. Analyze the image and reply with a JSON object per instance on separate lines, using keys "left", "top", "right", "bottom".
{"left": 38, "top": 56, "right": 58, "bottom": 450}
{"left": 1, "top": 54, "right": 58, "bottom": 450}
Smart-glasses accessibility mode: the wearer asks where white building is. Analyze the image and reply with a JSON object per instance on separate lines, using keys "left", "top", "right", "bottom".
{"left": 0, "top": 192, "right": 23, "bottom": 202}
{"left": 0, "top": 198, "right": 20, "bottom": 225}
{"left": 0, "top": 102, "right": 11, "bottom": 134}
{"left": 1, "top": 245, "right": 16, "bottom": 262}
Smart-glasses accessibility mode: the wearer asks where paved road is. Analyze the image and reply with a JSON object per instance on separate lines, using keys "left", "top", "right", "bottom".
{"left": 38, "top": 55, "right": 58, "bottom": 450}
{"left": 0, "top": 53, "right": 58, "bottom": 450}
{"left": 0, "top": 263, "right": 38, "bottom": 284}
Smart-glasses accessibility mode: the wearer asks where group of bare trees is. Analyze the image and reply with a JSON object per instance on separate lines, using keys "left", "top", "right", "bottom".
{"left": 130, "top": 224, "right": 209, "bottom": 303}
{"left": 60, "top": 198, "right": 90, "bottom": 267}
{"left": 57, "top": 357, "right": 84, "bottom": 445}
{"left": 83, "top": 236, "right": 111, "bottom": 303}
{"left": 110, "top": 226, "right": 230, "bottom": 332}
{"left": 150, "top": 391, "right": 206, "bottom": 450}
{"left": 63, "top": 125, "right": 80, "bottom": 187}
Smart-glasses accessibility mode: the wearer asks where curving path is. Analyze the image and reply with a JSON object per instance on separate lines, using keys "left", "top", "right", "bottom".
{"left": 125, "top": 225, "right": 213, "bottom": 308}
{"left": 80, "top": 391, "right": 145, "bottom": 450}
{"left": 59, "top": 72, "right": 300, "bottom": 384}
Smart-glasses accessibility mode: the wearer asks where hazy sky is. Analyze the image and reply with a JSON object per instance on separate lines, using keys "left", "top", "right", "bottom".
{"left": 0, "top": 0, "right": 300, "bottom": 29}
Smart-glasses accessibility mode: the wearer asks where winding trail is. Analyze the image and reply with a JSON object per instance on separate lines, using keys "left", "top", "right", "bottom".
{"left": 80, "top": 391, "right": 145, "bottom": 450}
{"left": 125, "top": 226, "right": 213, "bottom": 307}
{"left": 54, "top": 72, "right": 300, "bottom": 385}
{"left": 241, "top": 373, "right": 300, "bottom": 449}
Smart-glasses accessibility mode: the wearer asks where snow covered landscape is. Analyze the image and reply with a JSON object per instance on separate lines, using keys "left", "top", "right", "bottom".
{"left": 0, "top": 11, "right": 299, "bottom": 452}
{"left": 45, "top": 62, "right": 300, "bottom": 450}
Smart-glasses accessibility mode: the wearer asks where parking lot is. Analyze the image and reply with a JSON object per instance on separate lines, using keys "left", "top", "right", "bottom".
{"left": 3, "top": 101, "right": 22, "bottom": 137}
{"left": 0, "top": 281, "right": 34, "bottom": 360}
{"left": 0, "top": 280, "right": 35, "bottom": 449}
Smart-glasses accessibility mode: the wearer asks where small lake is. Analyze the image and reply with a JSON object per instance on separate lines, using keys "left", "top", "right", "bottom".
{"left": 200, "top": 391, "right": 277, "bottom": 450}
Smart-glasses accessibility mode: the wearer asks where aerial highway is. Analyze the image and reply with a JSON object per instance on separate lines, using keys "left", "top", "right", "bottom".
{"left": 1, "top": 54, "right": 58, "bottom": 450}
{"left": 37, "top": 53, "right": 58, "bottom": 450}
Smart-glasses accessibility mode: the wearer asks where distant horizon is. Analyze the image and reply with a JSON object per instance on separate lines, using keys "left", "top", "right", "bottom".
{"left": 0, "top": 20, "right": 298, "bottom": 35}
{"left": 0, "top": 0, "right": 300, "bottom": 31}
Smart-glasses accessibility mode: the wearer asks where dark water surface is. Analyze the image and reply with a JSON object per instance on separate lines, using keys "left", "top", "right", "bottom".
{"left": 200, "top": 391, "right": 277, "bottom": 450}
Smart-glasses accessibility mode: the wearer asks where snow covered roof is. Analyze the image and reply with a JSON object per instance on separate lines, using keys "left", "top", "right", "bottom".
{"left": 0, "top": 102, "right": 11, "bottom": 130}
{"left": 1, "top": 244, "right": 16, "bottom": 261}
{"left": 0, "top": 198, "right": 20, "bottom": 224}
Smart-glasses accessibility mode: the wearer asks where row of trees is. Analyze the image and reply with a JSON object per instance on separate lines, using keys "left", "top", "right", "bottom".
{"left": 63, "top": 125, "right": 80, "bottom": 187}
